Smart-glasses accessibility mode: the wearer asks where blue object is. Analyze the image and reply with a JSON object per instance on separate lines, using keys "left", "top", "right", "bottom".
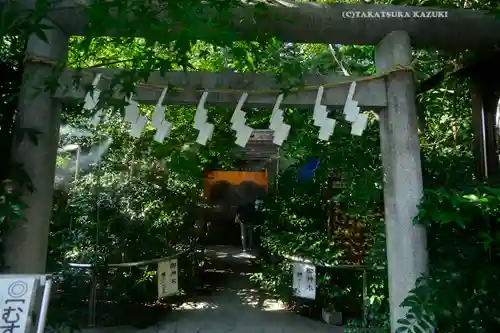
{"left": 297, "top": 157, "right": 320, "bottom": 182}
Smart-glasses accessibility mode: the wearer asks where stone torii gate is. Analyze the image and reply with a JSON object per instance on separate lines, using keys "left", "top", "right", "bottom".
{"left": 5, "top": 0, "right": 500, "bottom": 332}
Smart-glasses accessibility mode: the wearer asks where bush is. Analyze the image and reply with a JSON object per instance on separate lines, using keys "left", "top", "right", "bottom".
{"left": 399, "top": 186, "right": 500, "bottom": 333}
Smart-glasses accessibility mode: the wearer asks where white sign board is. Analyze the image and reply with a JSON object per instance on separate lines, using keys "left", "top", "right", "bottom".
{"left": 0, "top": 277, "right": 38, "bottom": 333}
{"left": 157, "top": 259, "right": 179, "bottom": 299}
{"left": 292, "top": 263, "right": 316, "bottom": 300}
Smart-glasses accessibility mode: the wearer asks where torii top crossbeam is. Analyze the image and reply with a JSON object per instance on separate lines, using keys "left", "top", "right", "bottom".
{"left": 5, "top": 0, "right": 500, "bottom": 50}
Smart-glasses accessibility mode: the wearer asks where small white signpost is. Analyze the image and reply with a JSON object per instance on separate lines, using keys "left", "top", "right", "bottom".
{"left": 0, "top": 275, "right": 52, "bottom": 333}
{"left": 157, "top": 259, "right": 179, "bottom": 299}
{"left": 292, "top": 263, "right": 316, "bottom": 300}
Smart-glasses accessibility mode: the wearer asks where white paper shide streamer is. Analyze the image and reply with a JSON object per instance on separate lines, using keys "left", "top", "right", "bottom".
{"left": 125, "top": 94, "right": 147, "bottom": 138}
{"left": 269, "top": 94, "right": 290, "bottom": 146}
{"left": 83, "top": 74, "right": 369, "bottom": 147}
{"left": 193, "top": 91, "right": 214, "bottom": 145}
{"left": 84, "top": 73, "right": 104, "bottom": 126}
{"left": 313, "top": 86, "right": 336, "bottom": 141}
{"left": 343, "top": 82, "right": 368, "bottom": 136}
{"left": 230, "top": 93, "right": 253, "bottom": 148}
{"left": 151, "top": 88, "right": 172, "bottom": 143}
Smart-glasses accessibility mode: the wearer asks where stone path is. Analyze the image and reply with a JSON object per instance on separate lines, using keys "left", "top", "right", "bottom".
{"left": 85, "top": 246, "right": 344, "bottom": 333}
{"left": 147, "top": 273, "right": 344, "bottom": 333}
{"left": 147, "top": 246, "right": 343, "bottom": 333}
{"left": 202, "top": 245, "right": 258, "bottom": 264}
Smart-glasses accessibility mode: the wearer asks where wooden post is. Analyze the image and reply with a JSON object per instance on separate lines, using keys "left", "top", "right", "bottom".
{"left": 5, "top": 17, "right": 69, "bottom": 273}
{"left": 375, "top": 31, "right": 428, "bottom": 332}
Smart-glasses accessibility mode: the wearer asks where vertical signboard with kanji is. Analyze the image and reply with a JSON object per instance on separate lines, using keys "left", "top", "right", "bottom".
{"left": 292, "top": 263, "right": 316, "bottom": 300}
{"left": 0, "top": 277, "right": 38, "bottom": 333}
{"left": 157, "top": 259, "right": 179, "bottom": 299}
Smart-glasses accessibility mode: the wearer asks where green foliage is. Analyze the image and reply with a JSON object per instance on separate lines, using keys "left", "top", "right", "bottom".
{"left": 252, "top": 103, "right": 386, "bottom": 326}
{"left": 0, "top": 32, "right": 30, "bottom": 272}
{"left": 398, "top": 187, "right": 500, "bottom": 333}
{"left": 49, "top": 107, "right": 207, "bottom": 326}
{"left": 1, "top": 0, "right": 499, "bottom": 331}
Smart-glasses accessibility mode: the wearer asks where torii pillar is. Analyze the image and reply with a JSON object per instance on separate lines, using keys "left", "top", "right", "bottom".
{"left": 5, "top": 14, "right": 69, "bottom": 273}
{"left": 375, "top": 31, "right": 429, "bottom": 332}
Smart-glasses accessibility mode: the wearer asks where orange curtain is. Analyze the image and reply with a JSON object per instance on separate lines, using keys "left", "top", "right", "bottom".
{"left": 204, "top": 170, "right": 268, "bottom": 199}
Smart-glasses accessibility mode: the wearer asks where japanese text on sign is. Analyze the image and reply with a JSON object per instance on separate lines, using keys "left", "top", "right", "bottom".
{"left": 0, "top": 278, "right": 37, "bottom": 333}
{"left": 292, "top": 263, "right": 316, "bottom": 300}
{"left": 170, "top": 261, "right": 177, "bottom": 285}
{"left": 157, "top": 259, "right": 179, "bottom": 299}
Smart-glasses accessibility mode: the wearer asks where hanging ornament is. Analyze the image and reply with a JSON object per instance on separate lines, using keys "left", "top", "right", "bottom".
{"left": 351, "top": 113, "right": 369, "bottom": 136}
{"left": 273, "top": 123, "right": 290, "bottom": 146}
{"left": 85, "top": 73, "right": 104, "bottom": 126}
{"left": 318, "top": 118, "right": 336, "bottom": 141}
{"left": 230, "top": 92, "right": 248, "bottom": 125}
{"left": 124, "top": 95, "right": 146, "bottom": 138}
{"left": 90, "top": 110, "right": 104, "bottom": 127}
{"left": 269, "top": 109, "right": 284, "bottom": 131}
{"left": 196, "top": 122, "right": 214, "bottom": 145}
{"left": 313, "top": 86, "right": 336, "bottom": 141}
{"left": 154, "top": 122, "right": 172, "bottom": 143}
{"left": 152, "top": 88, "right": 168, "bottom": 128}
{"left": 230, "top": 110, "right": 246, "bottom": 131}
{"left": 343, "top": 82, "right": 360, "bottom": 123}
{"left": 269, "top": 94, "right": 290, "bottom": 146}
{"left": 194, "top": 91, "right": 214, "bottom": 145}
{"left": 234, "top": 123, "right": 253, "bottom": 148}
{"left": 270, "top": 94, "right": 284, "bottom": 125}
{"left": 130, "top": 115, "right": 147, "bottom": 138}
{"left": 345, "top": 100, "right": 360, "bottom": 123}
{"left": 194, "top": 111, "right": 208, "bottom": 130}
{"left": 194, "top": 91, "right": 209, "bottom": 130}
{"left": 151, "top": 88, "right": 172, "bottom": 143}
{"left": 313, "top": 86, "right": 328, "bottom": 126}
{"left": 84, "top": 73, "right": 102, "bottom": 111}
{"left": 313, "top": 106, "right": 328, "bottom": 127}
{"left": 124, "top": 97, "right": 139, "bottom": 123}
{"left": 230, "top": 93, "right": 253, "bottom": 148}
